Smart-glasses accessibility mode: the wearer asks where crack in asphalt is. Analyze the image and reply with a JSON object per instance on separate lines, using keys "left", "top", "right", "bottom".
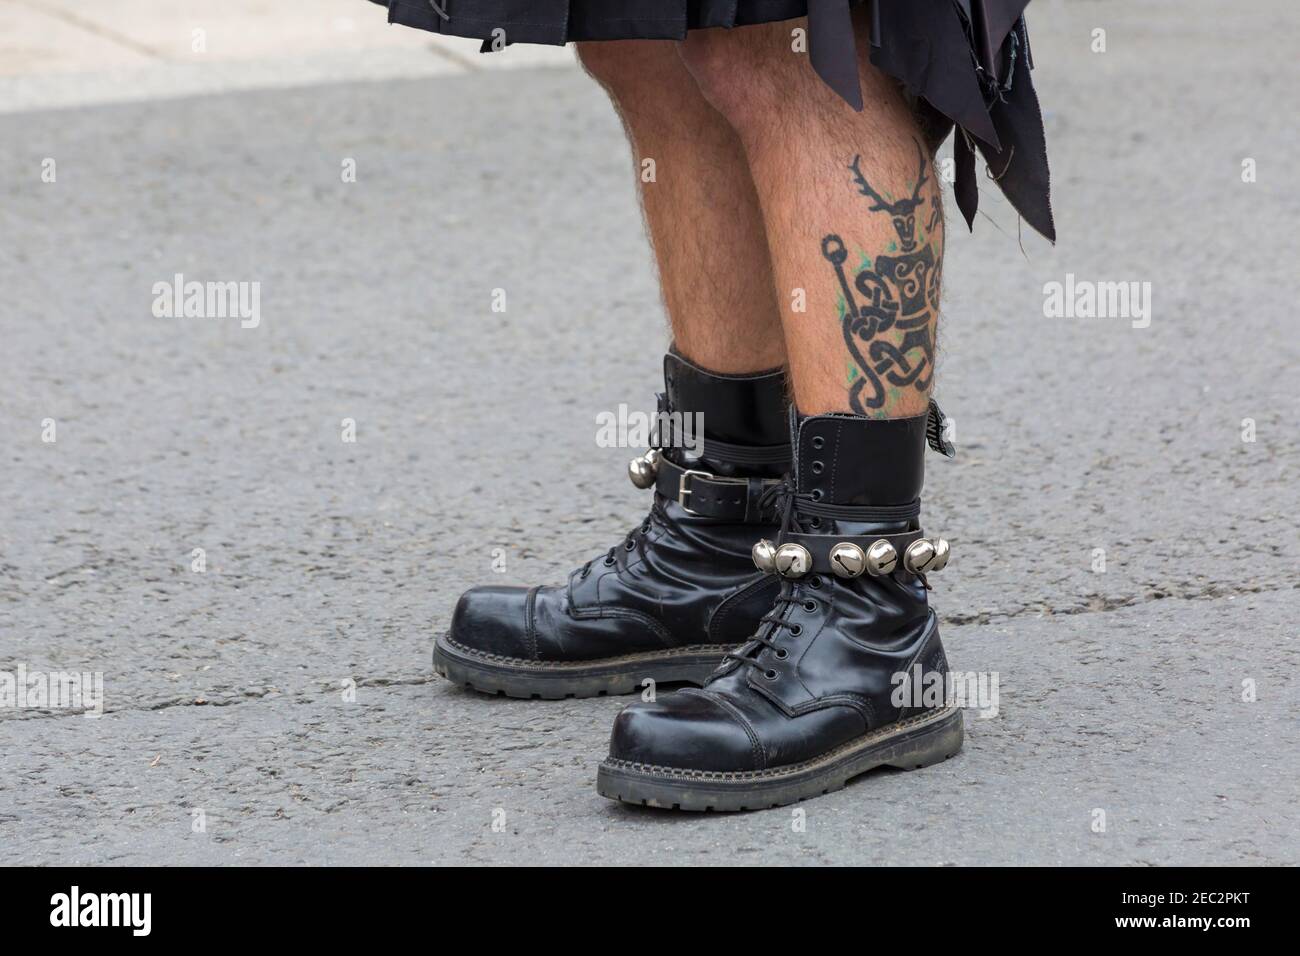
{"left": 2, "top": 582, "right": 1287, "bottom": 725}
{"left": 0, "top": 676, "right": 442, "bottom": 724}
{"left": 942, "top": 579, "right": 1293, "bottom": 625}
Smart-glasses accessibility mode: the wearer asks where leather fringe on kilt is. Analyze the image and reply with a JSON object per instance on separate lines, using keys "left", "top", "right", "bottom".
{"left": 368, "top": 0, "right": 1054, "bottom": 241}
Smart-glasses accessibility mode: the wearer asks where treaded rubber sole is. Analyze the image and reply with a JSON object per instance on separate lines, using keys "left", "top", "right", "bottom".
{"left": 596, "top": 705, "right": 964, "bottom": 811}
{"left": 432, "top": 634, "right": 738, "bottom": 700}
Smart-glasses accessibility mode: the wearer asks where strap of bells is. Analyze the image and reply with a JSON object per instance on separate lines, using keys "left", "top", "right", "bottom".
{"left": 751, "top": 529, "right": 950, "bottom": 582}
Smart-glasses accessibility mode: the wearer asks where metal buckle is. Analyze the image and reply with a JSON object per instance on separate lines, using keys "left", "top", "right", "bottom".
{"left": 677, "top": 469, "right": 713, "bottom": 516}
{"left": 678, "top": 469, "right": 750, "bottom": 516}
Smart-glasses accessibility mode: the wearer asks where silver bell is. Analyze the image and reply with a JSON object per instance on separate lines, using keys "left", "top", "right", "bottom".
{"left": 828, "top": 542, "right": 867, "bottom": 578}
{"left": 751, "top": 539, "right": 777, "bottom": 573}
{"left": 773, "top": 543, "right": 812, "bottom": 578}
{"left": 865, "top": 539, "right": 899, "bottom": 576}
{"left": 903, "top": 538, "right": 940, "bottom": 575}
{"left": 930, "top": 537, "right": 950, "bottom": 571}
{"left": 627, "top": 449, "right": 660, "bottom": 489}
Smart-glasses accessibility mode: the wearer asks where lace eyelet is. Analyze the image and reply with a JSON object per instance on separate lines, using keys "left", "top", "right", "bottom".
{"left": 807, "top": 575, "right": 822, "bottom": 589}
{"left": 803, "top": 599, "right": 818, "bottom": 612}
{"left": 811, "top": 436, "right": 825, "bottom": 450}
{"left": 787, "top": 626, "right": 801, "bottom": 638}
{"left": 810, "top": 489, "right": 824, "bottom": 501}
{"left": 624, "top": 539, "right": 636, "bottom": 551}
{"left": 603, "top": 556, "right": 616, "bottom": 567}
{"left": 809, "top": 516, "right": 822, "bottom": 529}
{"left": 811, "top": 461, "right": 824, "bottom": 475}
{"left": 763, "top": 669, "right": 779, "bottom": 681}
{"left": 775, "top": 647, "right": 789, "bottom": 659}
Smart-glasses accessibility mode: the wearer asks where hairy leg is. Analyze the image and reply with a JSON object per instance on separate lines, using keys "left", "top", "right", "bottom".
{"left": 679, "top": 14, "right": 944, "bottom": 416}
{"left": 577, "top": 40, "right": 786, "bottom": 373}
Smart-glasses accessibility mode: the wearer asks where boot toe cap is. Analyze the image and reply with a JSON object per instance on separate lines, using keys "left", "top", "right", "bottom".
{"left": 446, "top": 586, "right": 534, "bottom": 660}
{"left": 609, "top": 691, "right": 760, "bottom": 773}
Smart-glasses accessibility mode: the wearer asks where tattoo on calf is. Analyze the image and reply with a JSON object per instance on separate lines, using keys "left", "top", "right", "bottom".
{"left": 823, "top": 138, "right": 943, "bottom": 416}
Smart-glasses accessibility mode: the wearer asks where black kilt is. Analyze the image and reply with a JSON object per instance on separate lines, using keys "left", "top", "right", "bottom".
{"left": 366, "top": 0, "right": 1054, "bottom": 241}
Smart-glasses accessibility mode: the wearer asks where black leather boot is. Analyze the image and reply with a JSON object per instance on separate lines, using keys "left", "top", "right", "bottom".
{"left": 597, "top": 405, "right": 963, "bottom": 809}
{"left": 434, "top": 351, "right": 791, "bottom": 698}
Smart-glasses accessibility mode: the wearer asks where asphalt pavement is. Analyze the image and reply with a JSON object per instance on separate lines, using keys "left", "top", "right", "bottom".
{"left": 0, "top": 0, "right": 1296, "bottom": 864}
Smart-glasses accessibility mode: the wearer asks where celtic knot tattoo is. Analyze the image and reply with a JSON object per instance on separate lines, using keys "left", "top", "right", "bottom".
{"left": 823, "top": 139, "right": 942, "bottom": 415}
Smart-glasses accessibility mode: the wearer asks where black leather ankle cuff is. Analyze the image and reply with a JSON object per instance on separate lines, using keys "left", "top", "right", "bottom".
{"left": 665, "top": 349, "right": 788, "bottom": 447}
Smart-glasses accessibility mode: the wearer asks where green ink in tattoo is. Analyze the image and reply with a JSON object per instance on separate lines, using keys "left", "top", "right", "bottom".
{"left": 821, "top": 138, "right": 944, "bottom": 415}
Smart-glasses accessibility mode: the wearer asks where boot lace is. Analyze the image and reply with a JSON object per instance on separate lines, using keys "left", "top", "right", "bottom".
{"left": 721, "top": 481, "right": 820, "bottom": 675}
{"left": 578, "top": 509, "right": 658, "bottom": 578}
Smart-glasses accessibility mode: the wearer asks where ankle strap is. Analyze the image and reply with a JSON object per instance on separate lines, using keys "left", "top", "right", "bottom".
{"left": 689, "top": 435, "right": 792, "bottom": 469}
{"left": 653, "top": 455, "right": 782, "bottom": 522}
{"left": 755, "top": 528, "right": 950, "bottom": 581}
{"left": 780, "top": 529, "right": 924, "bottom": 579}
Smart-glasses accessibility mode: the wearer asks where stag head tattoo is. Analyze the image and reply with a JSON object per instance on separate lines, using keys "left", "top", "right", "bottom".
{"left": 847, "top": 140, "right": 929, "bottom": 253}
{"left": 823, "top": 138, "right": 943, "bottom": 415}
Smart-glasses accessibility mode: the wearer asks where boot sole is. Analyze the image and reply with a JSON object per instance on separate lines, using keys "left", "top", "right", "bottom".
{"left": 596, "top": 705, "right": 964, "bottom": 811}
{"left": 433, "top": 634, "right": 738, "bottom": 700}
